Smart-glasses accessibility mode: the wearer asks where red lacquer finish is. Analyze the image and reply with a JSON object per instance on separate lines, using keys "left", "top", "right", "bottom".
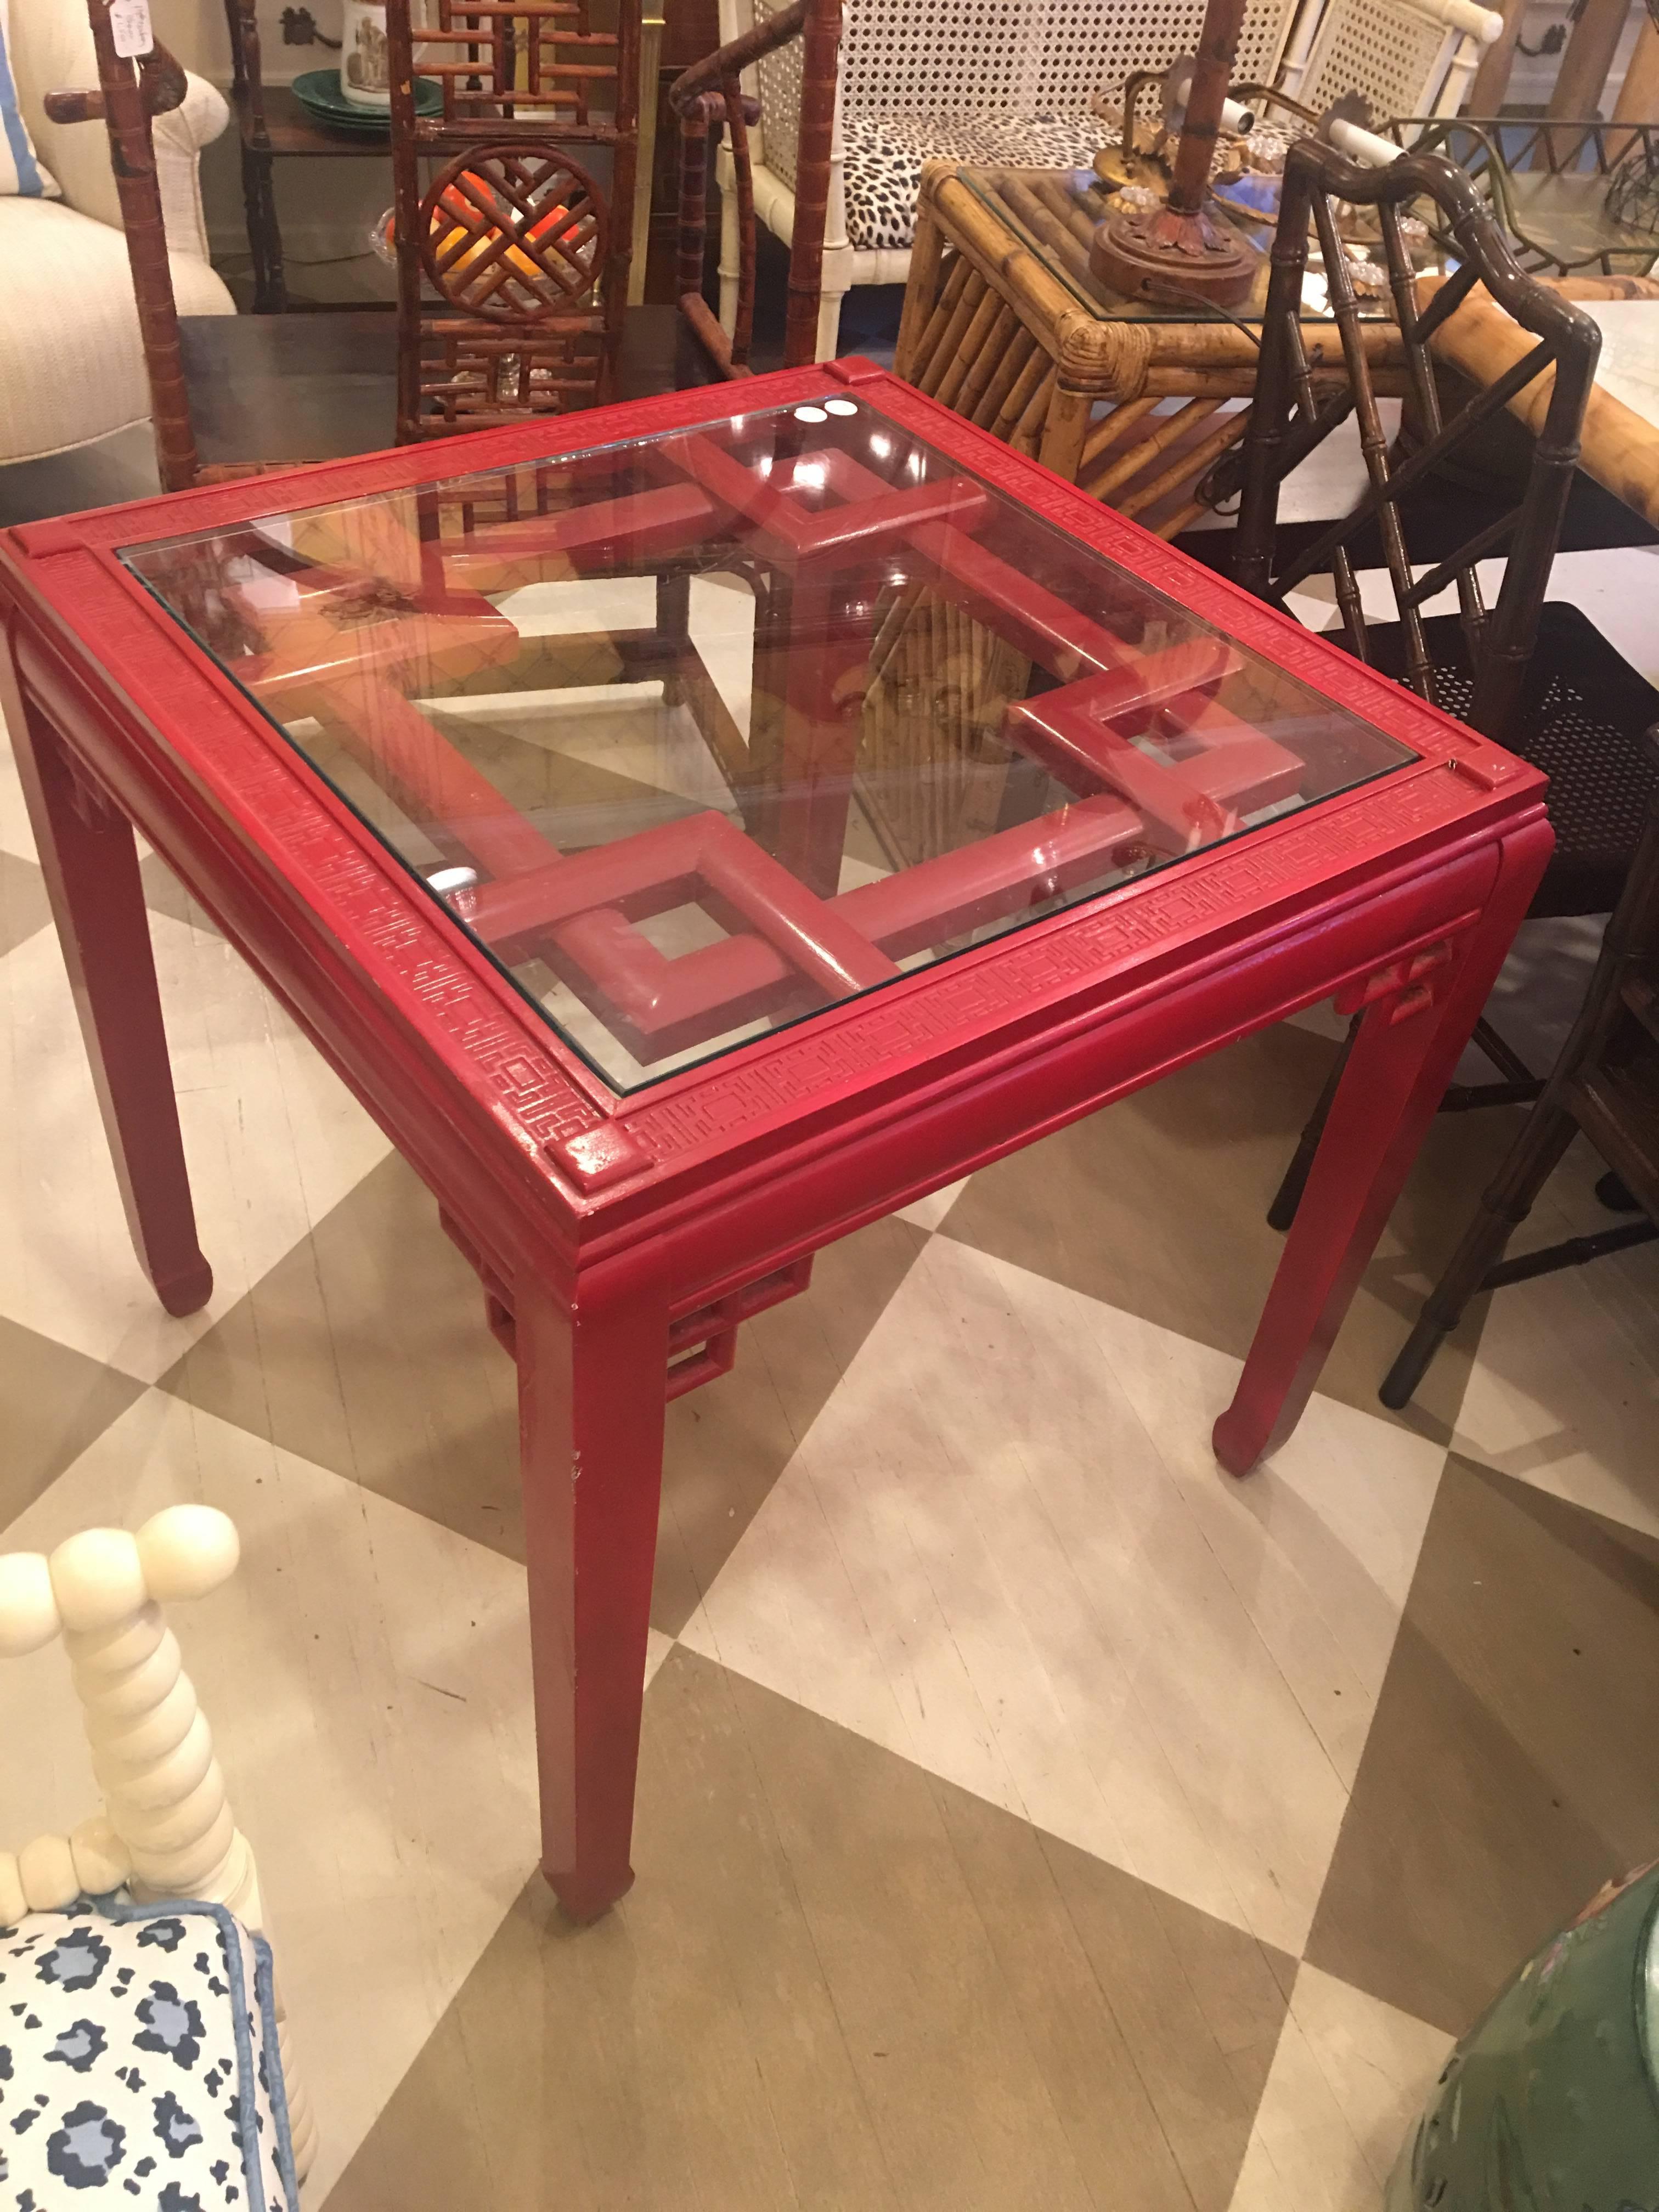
{"left": 0, "top": 360, "right": 1553, "bottom": 1918}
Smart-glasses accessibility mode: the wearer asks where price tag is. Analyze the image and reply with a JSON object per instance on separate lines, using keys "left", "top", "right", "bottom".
{"left": 110, "top": 0, "right": 154, "bottom": 58}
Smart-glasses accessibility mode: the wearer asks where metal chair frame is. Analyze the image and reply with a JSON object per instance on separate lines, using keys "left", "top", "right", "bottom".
{"left": 1233, "top": 138, "right": 1616, "bottom": 1226}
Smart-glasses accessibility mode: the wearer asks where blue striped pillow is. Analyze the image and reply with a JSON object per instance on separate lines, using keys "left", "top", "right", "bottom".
{"left": 0, "top": 0, "right": 63, "bottom": 199}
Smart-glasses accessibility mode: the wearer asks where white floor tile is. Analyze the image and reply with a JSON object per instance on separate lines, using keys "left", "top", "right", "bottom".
{"left": 0, "top": 907, "right": 390, "bottom": 1380}
{"left": 682, "top": 1236, "right": 1443, "bottom": 1955}
{"left": 1227, "top": 1963, "right": 1450, "bottom": 2211}
{"left": 895, "top": 1178, "right": 969, "bottom": 1232}
{"left": 0, "top": 1391, "right": 543, "bottom": 2204}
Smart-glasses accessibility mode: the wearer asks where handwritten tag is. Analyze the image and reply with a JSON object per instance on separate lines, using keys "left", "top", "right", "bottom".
{"left": 110, "top": 0, "right": 154, "bottom": 58}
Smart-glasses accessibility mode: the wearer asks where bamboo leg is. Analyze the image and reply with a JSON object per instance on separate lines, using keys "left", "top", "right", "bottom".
{"left": 1036, "top": 382, "right": 1096, "bottom": 482}
{"left": 895, "top": 205, "right": 948, "bottom": 381}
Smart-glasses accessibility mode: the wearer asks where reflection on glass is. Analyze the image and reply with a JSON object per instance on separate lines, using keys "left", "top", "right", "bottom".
{"left": 958, "top": 164, "right": 1452, "bottom": 324}
{"left": 121, "top": 397, "right": 1413, "bottom": 1091}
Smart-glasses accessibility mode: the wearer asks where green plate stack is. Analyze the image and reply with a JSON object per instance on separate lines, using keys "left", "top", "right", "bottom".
{"left": 290, "top": 70, "right": 443, "bottom": 137}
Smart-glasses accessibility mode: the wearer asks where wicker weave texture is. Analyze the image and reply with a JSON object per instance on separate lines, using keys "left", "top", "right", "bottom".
{"left": 840, "top": 0, "right": 1294, "bottom": 117}
{"left": 1297, "top": 0, "right": 1454, "bottom": 122}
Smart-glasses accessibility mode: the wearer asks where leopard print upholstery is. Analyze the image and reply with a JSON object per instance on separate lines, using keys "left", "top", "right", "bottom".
{"left": 842, "top": 110, "right": 1116, "bottom": 253}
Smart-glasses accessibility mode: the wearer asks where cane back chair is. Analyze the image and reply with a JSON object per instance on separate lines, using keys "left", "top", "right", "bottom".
{"left": 1228, "top": 137, "right": 1659, "bottom": 1225}
{"left": 712, "top": 0, "right": 1306, "bottom": 362}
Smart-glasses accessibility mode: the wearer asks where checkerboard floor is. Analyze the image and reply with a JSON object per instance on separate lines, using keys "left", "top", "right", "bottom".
{"left": 2, "top": 553, "right": 1657, "bottom": 2210}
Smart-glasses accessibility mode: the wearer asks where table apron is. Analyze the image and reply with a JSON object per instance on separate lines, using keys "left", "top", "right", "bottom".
{"left": 9, "top": 624, "right": 1544, "bottom": 1335}
{"left": 610, "top": 820, "right": 1534, "bottom": 1310}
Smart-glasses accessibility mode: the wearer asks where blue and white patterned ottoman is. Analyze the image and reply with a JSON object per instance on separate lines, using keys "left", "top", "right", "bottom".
{"left": 0, "top": 1897, "right": 300, "bottom": 2210}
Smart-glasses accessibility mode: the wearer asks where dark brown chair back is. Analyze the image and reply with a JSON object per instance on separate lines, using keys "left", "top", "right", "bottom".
{"left": 1232, "top": 138, "right": 1604, "bottom": 749}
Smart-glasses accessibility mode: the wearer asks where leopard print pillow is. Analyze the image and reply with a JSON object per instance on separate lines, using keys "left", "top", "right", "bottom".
{"left": 842, "top": 110, "right": 1116, "bottom": 253}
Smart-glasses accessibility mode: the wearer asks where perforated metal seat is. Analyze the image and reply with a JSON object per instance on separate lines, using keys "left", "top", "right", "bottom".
{"left": 1361, "top": 601, "right": 1659, "bottom": 919}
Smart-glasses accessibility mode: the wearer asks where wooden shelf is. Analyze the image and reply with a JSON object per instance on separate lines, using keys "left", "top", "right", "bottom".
{"left": 232, "top": 83, "right": 398, "bottom": 159}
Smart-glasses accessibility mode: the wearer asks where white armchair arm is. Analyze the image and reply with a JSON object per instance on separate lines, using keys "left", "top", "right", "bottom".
{"left": 11, "top": 1, "right": 228, "bottom": 261}
{"left": 154, "top": 70, "right": 231, "bottom": 262}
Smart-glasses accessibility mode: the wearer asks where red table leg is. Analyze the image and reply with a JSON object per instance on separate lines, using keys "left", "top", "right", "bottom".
{"left": 516, "top": 1253, "right": 669, "bottom": 1920}
{"left": 11, "top": 701, "right": 213, "bottom": 1318}
{"left": 1213, "top": 817, "right": 1554, "bottom": 1476}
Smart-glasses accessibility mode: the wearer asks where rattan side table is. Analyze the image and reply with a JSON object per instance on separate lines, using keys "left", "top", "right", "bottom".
{"left": 894, "top": 161, "right": 1413, "bottom": 538}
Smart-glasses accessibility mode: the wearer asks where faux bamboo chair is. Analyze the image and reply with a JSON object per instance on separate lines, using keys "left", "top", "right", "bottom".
{"left": 1381, "top": 733, "right": 1659, "bottom": 1407}
{"left": 0, "top": 1505, "right": 316, "bottom": 2188}
{"left": 1229, "top": 137, "right": 1659, "bottom": 1228}
{"left": 670, "top": 0, "right": 835, "bottom": 377}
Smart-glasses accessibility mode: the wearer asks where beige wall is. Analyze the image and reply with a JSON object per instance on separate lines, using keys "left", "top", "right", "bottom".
{"left": 152, "top": 0, "right": 309, "bottom": 83}
{"left": 151, "top": 0, "right": 234, "bottom": 78}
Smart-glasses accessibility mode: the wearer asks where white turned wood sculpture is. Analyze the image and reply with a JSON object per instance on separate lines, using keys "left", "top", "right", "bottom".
{"left": 0, "top": 1508, "right": 316, "bottom": 2185}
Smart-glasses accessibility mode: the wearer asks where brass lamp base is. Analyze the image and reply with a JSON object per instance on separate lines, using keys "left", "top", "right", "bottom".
{"left": 1090, "top": 198, "right": 1257, "bottom": 308}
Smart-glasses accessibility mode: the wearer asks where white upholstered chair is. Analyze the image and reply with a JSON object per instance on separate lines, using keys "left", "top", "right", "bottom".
{"left": 1, "top": 0, "right": 235, "bottom": 470}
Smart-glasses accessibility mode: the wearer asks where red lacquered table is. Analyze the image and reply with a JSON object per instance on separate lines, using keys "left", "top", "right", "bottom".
{"left": 0, "top": 360, "right": 1550, "bottom": 1920}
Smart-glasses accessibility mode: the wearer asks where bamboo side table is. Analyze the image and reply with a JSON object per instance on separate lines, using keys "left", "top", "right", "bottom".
{"left": 894, "top": 161, "right": 1412, "bottom": 538}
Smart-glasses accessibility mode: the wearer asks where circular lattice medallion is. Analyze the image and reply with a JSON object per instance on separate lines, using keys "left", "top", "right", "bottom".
{"left": 418, "top": 146, "right": 606, "bottom": 323}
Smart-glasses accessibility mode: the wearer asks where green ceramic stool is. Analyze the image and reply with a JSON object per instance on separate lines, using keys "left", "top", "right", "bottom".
{"left": 1388, "top": 1863, "right": 1659, "bottom": 2210}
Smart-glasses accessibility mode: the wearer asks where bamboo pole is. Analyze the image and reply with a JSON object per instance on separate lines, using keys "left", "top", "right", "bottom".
{"left": 1423, "top": 272, "right": 1659, "bottom": 527}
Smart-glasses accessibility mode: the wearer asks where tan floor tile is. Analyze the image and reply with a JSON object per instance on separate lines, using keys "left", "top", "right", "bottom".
{"left": 0, "top": 849, "right": 49, "bottom": 957}
{"left": 162, "top": 1153, "right": 927, "bottom": 1631}
{"left": 0, "top": 1390, "right": 546, "bottom": 2203}
{"left": 1306, "top": 1455, "right": 1659, "bottom": 2034}
{"left": 684, "top": 1237, "right": 1444, "bottom": 1956}
{"left": 0, "top": 714, "right": 36, "bottom": 862}
{"left": 1226, "top": 1965, "right": 1449, "bottom": 2212}
{"left": 0, "top": 1311, "right": 145, "bottom": 1530}
{"left": 940, "top": 1023, "right": 1525, "bottom": 1445}
{"left": 326, "top": 1646, "right": 1291, "bottom": 2212}
{"left": 1452, "top": 1138, "right": 1659, "bottom": 1538}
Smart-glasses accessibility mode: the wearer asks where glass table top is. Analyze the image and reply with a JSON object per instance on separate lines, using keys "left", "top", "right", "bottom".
{"left": 121, "top": 394, "right": 1414, "bottom": 1092}
{"left": 958, "top": 163, "right": 1457, "bottom": 325}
